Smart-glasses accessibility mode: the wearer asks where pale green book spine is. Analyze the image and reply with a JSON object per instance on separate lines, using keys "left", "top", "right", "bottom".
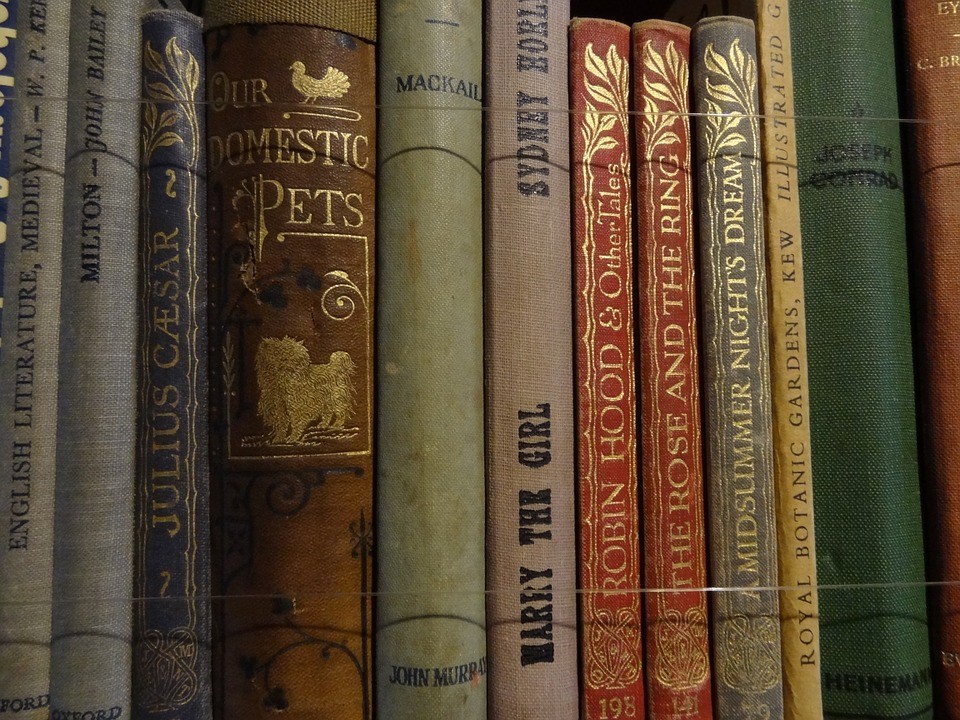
{"left": 0, "top": 0, "right": 71, "bottom": 712}
{"left": 376, "top": 0, "right": 486, "bottom": 718}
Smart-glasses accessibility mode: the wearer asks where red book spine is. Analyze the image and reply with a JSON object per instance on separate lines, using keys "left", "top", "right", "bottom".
{"left": 570, "top": 17, "right": 645, "bottom": 720}
{"left": 633, "top": 21, "right": 714, "bottom": 720}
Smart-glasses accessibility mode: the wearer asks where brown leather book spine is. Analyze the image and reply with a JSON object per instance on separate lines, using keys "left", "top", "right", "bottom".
{"left": 902, "top": 4, "right": 960, "bottom": 717}
{"left": 570, "top": 17, "right": 645, "bottom": 720}
{"left": 205, "top": 22, "right": 374, "bottom": 719}
{"left": 633, "top": 20, "right": 714, "bottom": 720}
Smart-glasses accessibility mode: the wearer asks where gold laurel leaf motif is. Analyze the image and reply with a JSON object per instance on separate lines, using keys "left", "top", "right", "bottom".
{"left": 587, "top": 607, "right": 642, "bottom": 689}
{"left": 256, "top": 337, "right": 357, "bottom": 445}
{"left": 584, "top": 41, "right": 609, "bottom": 84}
{"left": 720, "top": 614, "right": 781, "bottom": 692}
{"left": 290, "top": 61, "right": 351, "bottom": 102}
{"left": 642, "top": 40, "right": 689, "bottom": 157}
{"left": 654, "top": 607, "right": 710, "bottom": 689}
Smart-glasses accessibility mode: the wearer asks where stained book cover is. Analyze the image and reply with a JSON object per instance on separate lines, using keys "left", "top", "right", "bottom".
{"left": 570, "top": 18, "right": 645, "bottom": 720}
{"left": 633, "top": 20, "right": 713, "bottom": 720}
{"left": 205, "top": 20, "right": 375, "bottom": 719}
{"left": 790, "top": 2, "right": 932, "bottom": 717}
{"left": 375, "top": 1, "right": 487, "bottom": 717}
{"left": 134, "top": 8, "right": 211, "bottom": 720}
{"left": 754, "top": 1, "right": 822, "bottom": 718}
{"left": 0, "top": 0, "right": 66, "bottom": 711}
{"left": 691, "top": 16, "right": 783, "bottom": 719}
{"left": 484, "top": 0, "right": 579, "bottom": 717}
{"left": 902, "top": 3, "right": 960, "bottom": 717}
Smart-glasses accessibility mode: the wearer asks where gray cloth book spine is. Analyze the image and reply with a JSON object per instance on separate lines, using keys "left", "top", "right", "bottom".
{"left": 50, "top": 0, "right": 143, "bottom": 715}
{"left": 376, "top": 0, "right": 487, "bottom": 718}
{"left": 691, "top": 15, "right": 784, "bottom": 719}
{"left": 0, "top": 0, "right": 70, "bottom": 712}
{"left": 483, "top": 0, "right": 579, "bottom": 717}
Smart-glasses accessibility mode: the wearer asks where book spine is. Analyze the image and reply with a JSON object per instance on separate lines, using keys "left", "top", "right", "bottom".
{"left": 204, "top": 17, "right": 375, "bottom": 719}
{"left": 569, "top": 18, "right": 645, "bottom": 720}
{"left": 755, "top": 2, "right": 822, "bottom": 718}
{"left": 789, "top": 2, "right": 933, "bottom": 717}
{"left": 691, "top": 16, "right": 783, "bottom": 719}
{"left": 134, "top": 9, "right": 210, "bottom": 720}
{"left": 901, "top": 4, "right": 960, "bottom": 717}
{"left": 632, "top": 20, "right": 713, "bottom": 720}
{"left": 484, "top": 0, "right": 579, "bottom": 717}
{"left": 0, "top": 0, "right": 14, "bottom": 353}
{"left": 0, "top": 0, "right": 68, "bottom": 712}
{"left": 375, "top": 0, "right": 486, "bottom": 717}
{"left": 50, "top": 0, "right": 142, "bottom": 715}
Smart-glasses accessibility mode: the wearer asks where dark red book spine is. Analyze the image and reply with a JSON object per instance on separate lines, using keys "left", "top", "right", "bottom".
{"left": 633, "top": 20, "right": 714, "bottom": 720}
{"left": 570, "top": 17, "right": 645, "bottom": 720}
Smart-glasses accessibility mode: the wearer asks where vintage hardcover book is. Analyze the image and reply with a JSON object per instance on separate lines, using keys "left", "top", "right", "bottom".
{"left": 204, "top": 0, "right": 375, "bottom": 717}
{"left": 0, "top": 0, "right": 68, "bottom": 712}
{"left": 790, "top": 3, "right": 934, "bottom": 718}
{"left": 376, "top": 0, "right": 486, "bottom": 717}
{"left": 0, "top": 0, "right": 13, "bottom": 353}
{"left": 691, "top": 16, "right": 783, "bottom": 719}
{"left": 755, "top": 2, "right": 822, "bottom": 718}
{"left": 484, "top": 0, "right": 579, "bottom": 717}
{"left": 134, "top": 6, "right": 210, "bottom": 719}
{"left": 633, "top": 20, "right": 713, "bottom": 720}
{"left": 570, "top": 18, "right": 644, "bottom": 720}
{"left": 902, "top": 3, "right": 960, "bottom": 716}
{"left": 50, "top": 0, "right": 143, "bottom": 714}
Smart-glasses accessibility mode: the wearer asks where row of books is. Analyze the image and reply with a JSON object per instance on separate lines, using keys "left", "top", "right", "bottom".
{"left": 0, "top": 0, "right": 956, "bottom": 719}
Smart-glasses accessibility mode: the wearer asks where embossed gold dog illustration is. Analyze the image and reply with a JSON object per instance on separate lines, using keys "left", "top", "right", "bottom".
{"left": 256, "top": 336, "right": 357, "bottom": 445}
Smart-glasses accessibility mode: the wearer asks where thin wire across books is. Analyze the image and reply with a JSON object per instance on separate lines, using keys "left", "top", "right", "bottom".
{"left": 0, "top": 579, "right": 956, "bottom": 605}
{"left": 2, "top": 94, "right": 960, "bottom": 125}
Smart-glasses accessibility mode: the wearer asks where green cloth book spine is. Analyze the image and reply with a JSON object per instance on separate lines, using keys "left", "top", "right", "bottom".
{"left": 376, "top": 0, "right": 487, "bottom": 718}
{"left": 790, "top": 2, "right": 933, "bottom": 718}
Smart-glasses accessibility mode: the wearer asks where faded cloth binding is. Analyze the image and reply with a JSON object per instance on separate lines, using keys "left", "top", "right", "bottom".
{"left": 203, "top": 0, "right": 375, "bottom": 42}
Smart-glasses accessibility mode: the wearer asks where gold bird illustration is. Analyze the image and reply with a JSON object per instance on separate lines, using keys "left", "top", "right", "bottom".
{"left": 289, "top": 61, "right": 351, "bottom": 102}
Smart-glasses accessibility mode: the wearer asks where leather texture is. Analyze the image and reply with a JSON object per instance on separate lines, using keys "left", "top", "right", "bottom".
{"left": 205, "top": 19, "right": 375, "bottom": 720}
{"left": 790, "top": 1, "right": 933, "bottom": 718}
{"left": 633, "top": 20, "right": 714, "bottom": 720}
{"left": 901, "top": 2, "right": 960, "bottom": 717}
{"left": 692, "top": 15, "right": 784, "bottom": 719}
{"left": 134, "top": 9, "right": 211, "bottom": 720}
{"left": 0, "top": 0, "right": 70, "bottom": 712}
{"left": 570, "top": 18, "right": 645, "bottom": 720}
{"left": 483, "top": 0, "right": 579, "bottom": 717}
{"left": 51, "top": 0, "right": 144, "bottom": 715}
{"left": 755, "top": 2, "right": 823, "bottom": 718}
{"left": 375, "top": 0, "right": 487, "bottom": 718}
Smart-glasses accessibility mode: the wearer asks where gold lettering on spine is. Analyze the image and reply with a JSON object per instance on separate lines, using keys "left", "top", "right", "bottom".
{"left": 640, "top": 36, "right": 710, "bottom": 696}
{"left": 577, "top": 38, "right": 642, "bottom": 691}
{"left": 138, "top": 32, "right": 204, "bottom": 710}
{"left": 701, "top": 36, "right": 780, "bottom": 698}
